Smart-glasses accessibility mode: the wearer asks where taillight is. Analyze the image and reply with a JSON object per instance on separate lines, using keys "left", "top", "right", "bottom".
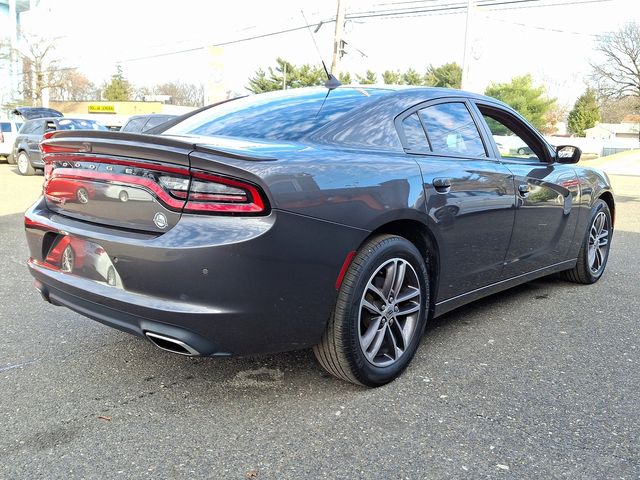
{"left": 40, "top": 139, "right": 268, "bottom": 216}
{"left": 0, "top": 131, "right": 4, "bottom": 143}
{"left": 184, "top": 171, "right": 266, "bottom": 214}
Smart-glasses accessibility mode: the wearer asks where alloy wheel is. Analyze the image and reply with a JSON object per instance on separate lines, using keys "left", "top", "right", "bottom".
{"left": 588, "top": 211, "right": 609, "bottom": 274}
{"left": 358, "top": 258, "right": 421, "bottom": 367}
{"left": 61, "top": 245, "right": 74, "bottom": 273}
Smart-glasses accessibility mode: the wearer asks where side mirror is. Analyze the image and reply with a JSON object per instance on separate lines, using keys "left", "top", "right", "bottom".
{"left": 556, "top": 145, "right": 581, "bottom": 164}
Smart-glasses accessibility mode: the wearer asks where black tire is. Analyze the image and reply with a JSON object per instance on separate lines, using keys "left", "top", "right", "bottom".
{"left": 313, "top": 234, "right": 429, "bottom": 387}
{"left": 517, "top": 147, "right": 526, "bottom": 155}
{"left": 6, "top": 154, "right": 16, "bottom": 165}
{"left": 562, "top": 199, "right": 612, "bottom": 284}
{"left": 16, "top": 151, "right": 35, "bottom": 176}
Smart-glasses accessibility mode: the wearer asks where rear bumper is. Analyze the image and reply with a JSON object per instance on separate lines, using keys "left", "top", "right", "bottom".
{"left": 25, "top": 198, "right": 367, "bottom": 356}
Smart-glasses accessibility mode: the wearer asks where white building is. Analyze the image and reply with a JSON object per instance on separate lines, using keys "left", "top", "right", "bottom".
{"left": 585, "top": 122, "right": 640, "bottom": 141}
{"left": 0, "top": 0, "right": 38, "bottom": 115}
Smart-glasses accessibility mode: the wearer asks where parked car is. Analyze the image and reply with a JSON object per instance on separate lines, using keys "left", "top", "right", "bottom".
{"left": 0, "top": 120, "right": 23, "bottom": 162}
{"left": 25, "top": 86, "right": 614, "bottom": 387}
{"left": 13, "top": 117, "right": 108, "bottom": 175}
{"left": 120, "top": 114, "right": 177, "bottom": 134}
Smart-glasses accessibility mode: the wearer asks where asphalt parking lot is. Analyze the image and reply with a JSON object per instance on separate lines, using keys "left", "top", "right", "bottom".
{"left": 0, "top": 161, "right": 638, "bottom": 479}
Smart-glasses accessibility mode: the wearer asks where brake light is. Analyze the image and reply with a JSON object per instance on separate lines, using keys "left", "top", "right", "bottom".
{"left": 0, "top": 131, "right": 4, "bottom": 143}
{"left": 184, "top": 171, "right": 266, "bottom": 214}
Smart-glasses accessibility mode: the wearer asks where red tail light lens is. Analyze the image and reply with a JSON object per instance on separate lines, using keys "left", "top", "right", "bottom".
{"left": 184, "top": 171, "right": 266, "bottom": 214}
{"left": 40, "top": 137, "right": 268, "bottom": 216}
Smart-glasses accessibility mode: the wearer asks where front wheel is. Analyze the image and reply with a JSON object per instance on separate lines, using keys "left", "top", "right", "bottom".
{"left": 313, "top": 235, "right": 429, "bottom": 387}
{"left": 563, "top": 199, "right": 612, "bottom": 284}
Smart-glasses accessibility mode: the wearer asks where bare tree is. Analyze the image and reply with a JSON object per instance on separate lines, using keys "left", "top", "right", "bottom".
{"left": 145, "top": 81, "right": 204, "bottom": 107}
{"left": 50, "top": 70, "right": 98, "bottom": 101}
{"left": 2, "top": 33, "right": 63, "bottom": 106}
{"left": 591, "top": 22, "right": 640, "bottom": 99}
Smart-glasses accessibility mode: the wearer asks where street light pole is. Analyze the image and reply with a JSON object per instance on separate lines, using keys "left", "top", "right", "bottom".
{"left": 331, "top": 0, "right": 347, "bottom": 76}
{"left": 461, "top": 0, "right": 474, "bottom": 90}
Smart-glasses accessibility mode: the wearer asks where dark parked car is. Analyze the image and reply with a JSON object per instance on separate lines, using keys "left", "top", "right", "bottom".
{"left": 13, "top": 117, "right": 108, "bottom": 175}
{"left": 120, "top": 114, "right": 177, "bottom": 133}
{"left": 25, "top": 87, "right": 614, "bottom": 386}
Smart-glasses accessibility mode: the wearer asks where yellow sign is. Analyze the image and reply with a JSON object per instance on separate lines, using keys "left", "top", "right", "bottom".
{"left": 88, "top": 104, "right": 116, "bottom": 114}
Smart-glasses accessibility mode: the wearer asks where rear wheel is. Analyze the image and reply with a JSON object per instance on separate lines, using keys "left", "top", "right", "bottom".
{"left": 6, "top": 154, "right": 16, "bottom": 165}
{"left": 313, "top": 235, "right": 429, "bottom": 387}
{"left": 563, "top": 199, "right": 612, "bottom": 284}
{"left": 17, "top": 151, "right": 35, "bottom": 176}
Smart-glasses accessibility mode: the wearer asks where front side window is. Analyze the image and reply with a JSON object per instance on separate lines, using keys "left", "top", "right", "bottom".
{"left": 479, "top": 107, "right": 543, "bottom": 162}
{"left": 418, "top": 102, "right": 486, "bottom": 157}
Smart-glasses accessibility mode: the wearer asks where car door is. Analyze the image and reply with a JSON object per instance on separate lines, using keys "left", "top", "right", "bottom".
{"left": 471, "top": 101, "right": 580, "bottom": 278}
{"left": 397, "top": 98, "right": 516, "bottom": 301}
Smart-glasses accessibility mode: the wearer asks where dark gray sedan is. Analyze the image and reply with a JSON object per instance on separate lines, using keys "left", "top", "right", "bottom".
{"left": 25, "top": 86, "right": 614, "bottom": 386}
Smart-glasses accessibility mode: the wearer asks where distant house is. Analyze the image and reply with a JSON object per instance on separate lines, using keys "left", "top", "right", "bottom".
{"left": 585, "top": 121, "right": 640, "bottom": 140}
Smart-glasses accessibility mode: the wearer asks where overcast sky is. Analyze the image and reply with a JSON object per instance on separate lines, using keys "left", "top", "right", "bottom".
{"left": 20, "top": 0, "right": 640, "bottom": 106}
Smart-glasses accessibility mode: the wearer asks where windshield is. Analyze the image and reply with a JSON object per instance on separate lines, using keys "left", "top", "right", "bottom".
{"left": 57, "top": 119, "right": 108, "bottom": 131}
{"left": 164, "top": 87, "right": 392, "bottom": 142}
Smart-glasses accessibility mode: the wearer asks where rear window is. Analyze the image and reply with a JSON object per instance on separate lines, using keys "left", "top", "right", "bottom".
{"left": 56, "top": 119, "right": 107, "bottom": 131}
{"left": 165, "top": 88, "right": 391, "bottom": 141}
{"left": 0, "top": 123, "right": 11, "bottom": 132}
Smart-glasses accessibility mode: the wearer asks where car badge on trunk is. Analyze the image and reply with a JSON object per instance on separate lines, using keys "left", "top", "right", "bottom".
{"left": 153, "top": 212, "right": 168, "bottom": 229}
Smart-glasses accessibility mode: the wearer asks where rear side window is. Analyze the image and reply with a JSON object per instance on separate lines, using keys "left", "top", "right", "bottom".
{"left": 401, "top": 113, "right": 430, "bottom": 151}
{"left": 143, "top": 116, "right": 173, "bottom": 131}
{"left": 21, "top": 121, "right": 43, "bottom": 135}
{"left": 122, "top": 117, "right": 147, "bottom": 132}
{"left": 0, "top": 123, "right": 11, "bottom": 133}
{"left": 418, "top": 102, "right": 486, "bottom": 157}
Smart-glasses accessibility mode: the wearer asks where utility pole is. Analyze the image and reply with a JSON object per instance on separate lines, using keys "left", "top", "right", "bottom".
{"left": 330, "top": 0, "right": 346, "bottom": 76}
{"left": 461, "top": 0, "right": 474, "bottom": 91}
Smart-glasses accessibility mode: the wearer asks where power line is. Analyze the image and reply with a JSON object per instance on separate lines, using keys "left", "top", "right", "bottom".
{"left": 9, "top": 0, "right": 616, "bottom": 80}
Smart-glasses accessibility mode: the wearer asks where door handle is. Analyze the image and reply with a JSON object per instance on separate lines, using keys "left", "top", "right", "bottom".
{"left": 518, "top": 184, "right": 530, "bottom": 196}
{"left": 433, "top": 178, "right": 452, "bottom": 192}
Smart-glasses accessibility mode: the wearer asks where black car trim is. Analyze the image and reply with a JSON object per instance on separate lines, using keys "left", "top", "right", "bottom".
{"left": 434, "top": 259, "right": 577, "bottom": 316}
{"left": 394, "top": 97, "right": 491, "bottom": 160}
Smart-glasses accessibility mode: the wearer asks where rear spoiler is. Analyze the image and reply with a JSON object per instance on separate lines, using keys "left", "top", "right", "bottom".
{"left": 42, "top": 130, "right": 277, "bottom": 162}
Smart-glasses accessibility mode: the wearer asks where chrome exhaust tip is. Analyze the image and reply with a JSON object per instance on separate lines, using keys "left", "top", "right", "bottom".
{"left": 144, "top": 332, "right": 200, "bottom": 356}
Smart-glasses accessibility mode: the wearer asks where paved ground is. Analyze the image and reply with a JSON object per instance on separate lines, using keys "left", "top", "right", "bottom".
{"left": 0, "top": 161, "right": 638, "bottom": 479}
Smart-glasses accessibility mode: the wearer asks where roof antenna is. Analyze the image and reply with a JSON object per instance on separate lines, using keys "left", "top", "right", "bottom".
{"left": 301, "top": 10, "right": 342, "bottom": 91}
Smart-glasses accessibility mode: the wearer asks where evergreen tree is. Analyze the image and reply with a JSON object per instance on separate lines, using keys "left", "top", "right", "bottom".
{"left": 356, "top": 70, "right": 377, "bottom": 84}
{"left": 402, "top": 68, "right": 422, "bottom": 86}
{"left": 567, "top": 89, "right": 600, "bottom": 136}
{"left": 382, "top": 70, "right": 403, "bottom": 85}
{"left": 103, "top": 65, "right": 132, "bottom": 101}
{"left": 424, "top": 62, "right": 462, "bottom": 89}
{"left": 485, "top": 75, "right": 556, "bottom": 131}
